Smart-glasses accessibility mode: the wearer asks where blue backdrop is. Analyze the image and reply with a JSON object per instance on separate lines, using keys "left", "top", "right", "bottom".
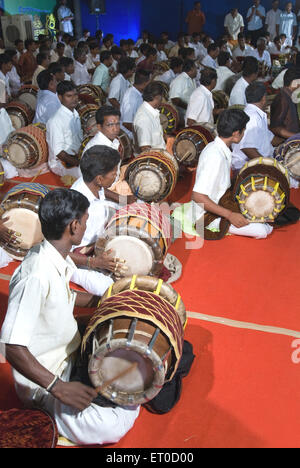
{"left": 80, "top": 0, "right": 287, "bottom": 43}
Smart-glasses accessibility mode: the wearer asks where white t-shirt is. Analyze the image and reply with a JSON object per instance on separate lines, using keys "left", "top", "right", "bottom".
{"left": 232, "top": 44, "right": 253, "bottom": 59}
{"left": 133, "top": 101, "right": 166, "bottom": 150}
{"left": 154, "top": 69, "right": 176, "bottom": 86}
{"left": 231, "top": 103, "right": 274, "bottom": 170}
{"left": 265, "top": 8, "right": 282, "bottom": 39}
{"left": 186, "top": 85, "right": 214, "bottom": 126}
{"left": 0, "top": 240, "right": 80, "bottom": 406}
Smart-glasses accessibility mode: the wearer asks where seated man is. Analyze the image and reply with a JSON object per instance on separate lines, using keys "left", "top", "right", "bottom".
{"left": 248, "top": 37, "right": 272, "bottom": 68}
{"left": 70, "top": 145, "right": 126, "bottom": 296}
{"left": 169, "top": 59, "right": 197, "bottom": 124}
{"left": 232, "top": 81, "right": 275, "bottom": 171}
{"left": 32, "top": 52, "right": 50, "bottom": 88}
{"left": 270, "top": 67, "right": 300, "bottom": 139}
{"left": 214, "top": 51, "right": 235, "bottom": 92}
{"left": 33, "top": 70, "right": 61, "bottom": 125}
{"left": 120, "top": 69, "right": 151, "bottom": 139}
{"left": 186, "top": 68, "right": 217, "bottom": 127}
{"left": 71, "top": 47, "right": 90, "bottom": 86}
{"left": 108, "top": 57, "right": 136, "bottom": 110}
{"left": 0, "top": 188, "right": 140, "bottom": 446}
{"left": 154, "top": 57, "right": 183, "bottom": 85}
{"left": 46, "top": 80, "right": 83, "bottom": 178}
{"left": 232, "top": 32, "right": 254, "bottom": 60}
{"left": 229, "top": 56, "right": 259, "bottom": 106}
{"left": 82, "top": 106, "right": 132, "bottom": 198}
{"left": 133, "top": 81, "right": 166, "bottom": 153}
{"left": 172, "top": 108, "right": 273, "bottom": 240}
{"left": 201, "top": 43, "right": 220, "bottom": 69}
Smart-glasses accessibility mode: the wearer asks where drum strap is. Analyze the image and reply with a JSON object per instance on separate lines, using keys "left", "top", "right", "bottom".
{"left": 203, "top": 188, "right": 240, "bottom": 241}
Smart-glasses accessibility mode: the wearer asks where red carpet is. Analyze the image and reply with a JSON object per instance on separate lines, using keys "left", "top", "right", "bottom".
{"left": 0, "top": 171, "right": 300, "bottom": 448}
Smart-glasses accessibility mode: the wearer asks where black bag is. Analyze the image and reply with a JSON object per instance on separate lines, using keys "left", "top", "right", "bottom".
{"left": 143, "top": 340, "right": 195, "bottom": 415}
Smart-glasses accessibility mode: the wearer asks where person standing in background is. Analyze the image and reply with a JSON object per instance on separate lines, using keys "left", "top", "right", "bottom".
{"left": 265, "top": 0, "right": 282, "bottom": 40}
{"left": 224, "top": 8, "right": 245, "bottom": 46}
{"left": 57, "top": 0, "right": 74, "bottom": 35}
{"left": 185, "top": 2, "right": 206, "bottom": 35}
{"left": 276, "top": 2, "right": 297, "bottom": 47}
{"left": 246, "top": 0, "right": 266, "bottom": 47}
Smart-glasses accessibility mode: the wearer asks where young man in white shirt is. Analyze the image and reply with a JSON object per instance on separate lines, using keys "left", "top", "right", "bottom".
{"left": 33, "top": 70, "right": 61, "bottom": 125}
{"left": 70, "top": 145, "right": 126, "bottom": 295}
{"left": 224, "top": 8, "right": 245, "bottom": 42}
{"left": 154, "top": 57, "right": 183, "bottom": 85}
{"left": 276, "top": 2, "right": 297, "bottom": 47}
{"left": 120, "top": 69, "right": 151, "bottom": 139}
{"left": 133, "top": 81, "right": 166, "bottom": 153}
{"left": 266, "top": 0, "right": 282, "bottom": 40}
{"left": 0, "top": 187, "right": 140, "bottom": 446}
{"left": 232, "top": 33, "right": 253, "bottom": 59}
{"left": 214, "top": 51, "right": 235, "bottom": 92}
{"left": 108, "top": 57, "right": 136, "bottom": 110}
{"left": 5, "top": 49, "right": 22, "bottom": 97}
{"left": 172, "top": 108, "right": 273, "bottom": 240}
{"left": 71, "top": 48, "right": 90, "bottom": 86}
{"left": 186, "top": 68, "right": 217, "bottom": 127}
{"left": 0, "top": 53, "right": 12, "bottom": 101}
{"left": 201, "top": 43, "right": 219, "bottom": 69}
{"left": 169, "top": 59, "right": 197, "bottom": 124}
{"left": 232, "top": 81, "right": 275, "bottom": 171}
{"left": 229, "top": 56, "right": 259, "bottom": 106}
{"left": 46, "top": 81, "right": 83, "bottom": 178}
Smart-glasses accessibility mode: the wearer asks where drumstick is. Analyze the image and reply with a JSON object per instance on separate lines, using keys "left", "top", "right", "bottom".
{"left": 179, "top": 151, "right": 192, "bottom": 163}
{"left": 30, "top": 167, "right": 44, "bottom": 183}
{"left": 95, "top": 362, "right": 138, "bottom": 393}
{"left": 285, "top": 154, "right": 300, "bottom": 168}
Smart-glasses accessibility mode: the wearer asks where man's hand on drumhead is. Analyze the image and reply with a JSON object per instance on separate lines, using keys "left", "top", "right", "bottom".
{"left": 227, "top": 212, "right": 250, "bottom": 228}
{"left": 92, "top": 250, "right": 120, "bottom": 272}
{"left": 50, "top": 380, "right": 98, "bottom": 411}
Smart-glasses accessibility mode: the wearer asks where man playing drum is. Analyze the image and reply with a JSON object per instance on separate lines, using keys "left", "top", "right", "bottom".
{"left": 172, "top": 108, "right": 273, "bottom": 239}
{"left": 70, "top": 145, "right": 126, "bottom": 296}
{"left": 0, "top": 188, "right": 140, "bottom": 446}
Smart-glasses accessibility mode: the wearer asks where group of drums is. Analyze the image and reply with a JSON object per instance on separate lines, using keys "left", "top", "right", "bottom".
{"left": 1, "top": 82, "right": 300, "bottom": 407}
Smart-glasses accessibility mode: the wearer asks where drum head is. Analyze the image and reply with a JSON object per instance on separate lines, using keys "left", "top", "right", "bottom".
{"left": 175, "top": 139, "right": 197, "bottom": 163}
{"left": 18, "top": 93, "right": 36, "bottom": 111}
{"left": 285, "top": 149, "right": 300, "bottom": 180}
{"left": 106, "top": 236, "right": 154, "bottom": 276}
{"left": 132, "top": 168, "right": 166, "bottom": 200}
{"left": 8, "top": 114, "right": 24, "bottom": 130}
{"left": 2, "top": 208, "right": 43, "bottom": 250}
{"left": 245, "top": 190, "right": 275, "bottom": 218}
{"left": 7, "top": 142, "right": 28, "bottom": 166}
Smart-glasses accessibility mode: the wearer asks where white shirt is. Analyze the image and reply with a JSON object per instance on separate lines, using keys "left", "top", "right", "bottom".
{"left": 271, "top": 68, "right": 287, "bottom": 89}
{"left": 278, "top": 11, "right": 297, "bottom": 40}
{"left": 229, "top": 76, "right": 249, "bottom": 106}
{"left": 70, "top": 177, "right": 109, "bottom": 249}
{"left": 186, "top": 85, "right": 214, "bottom": 126}
{"left": 169, "top": 72, "right": 196, "bottom": 105}
{"left": 232, "top": 44, "right": 253, "bottom": 58}
{"left": 71, "top": 60, "right": 91, "bottom": 86}
{"left": 248, "top": 48, "right": 271, "bottom": 68}
{"left": 224, "top": 12, "right": 245, "bottom": 40}
{"left": 108, "top": 73, "right": 130, "bottom": 106}
{"left": 156, "top": 50, "right": 168, "bottom": 62}
{"left": 0, "top": 70, "right": 10, "bottom": 99}
{"left": 184, "top": 137, "right": 232, "bottom": 229}
{"left": 133, "top": 101, "right": 166, "bottom": 150}
{"left": 0, "top": 108, "right": 15, "bottom": 145}
{"left": 120, "top": 85, "right": 143, "bottom": 139}
{"left": 231, "top": 103, "right": 274, "bottom": 170}
{"left": 267, "top": 42, "right": 284, "bottom": 55}
{"left": 7, "top": 66, "right": 21, "bottom": 95}
{"left": 154, "top": 69, "right": 176, "bottom": 86}
{"left": 46, "top": 105, "right": 83, "bottom": 175}
{"left": 266, "top": 8, "right": 282, "bottom": 39}
{"left": 214, "top": 66, "right": 235, "bottom": 92}
{"left": 32, "top": 65, "right": 45, "bottom": 88}
{"left": 57, "top": 5, "right": 74, "bottom": 34}
{"left": 201, "top": 54, "right": 217, "bottom": 69}
{"left": 33, "top": 89, "right": 61, "bottom": 125}
{"left": 0, "top": 240, "right": 80, "bottom": 406}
